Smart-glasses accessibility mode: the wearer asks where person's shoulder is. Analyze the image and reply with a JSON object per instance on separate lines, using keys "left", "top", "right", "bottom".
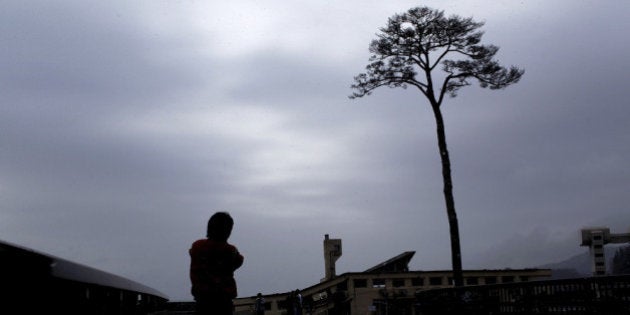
{"left": 225, "top": 242, "right": 240, "bottom": 251}
{"left": 191, "top": 238, "right": 208, "bottom": 248}
{"left": 192, "top": 238, "right": 236, "bottom": 250}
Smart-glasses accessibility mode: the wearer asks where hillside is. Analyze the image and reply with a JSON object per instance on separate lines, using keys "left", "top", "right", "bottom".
{"left": 539, "top": 245, "right": 626, "bottom": 279}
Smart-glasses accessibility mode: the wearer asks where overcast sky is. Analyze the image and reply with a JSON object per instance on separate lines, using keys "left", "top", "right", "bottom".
{"left": 2, "top": 0, "right": 629, "bottom": 301}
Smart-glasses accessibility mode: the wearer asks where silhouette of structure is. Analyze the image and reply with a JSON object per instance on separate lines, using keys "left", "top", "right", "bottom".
{"left": 0, "top": 239, "right": 168, "bottom": 314}
{"left": 233, "top": 235, "right": 551, "bottom": 315}
{"left": 581, "top": 227, "right": 630, "bottom": 276}
{"left": 322, "top": 234, "right": 342, "bottom": 282}
{"left": 415, "top": 274, "right": 630, "bottom": 314}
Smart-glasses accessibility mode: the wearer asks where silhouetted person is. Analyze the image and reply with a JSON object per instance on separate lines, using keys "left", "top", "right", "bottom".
{"left": 254, "top": 293, "right": 265, "bottom": 315}
{"left": 294, "top": 289, "right": 303, "bottom": 315}
{"left": 285, "top": 291, "right": 295, "bottom": 315}
{"left": 190, "top": 212, "right": 244, "bottom": 315}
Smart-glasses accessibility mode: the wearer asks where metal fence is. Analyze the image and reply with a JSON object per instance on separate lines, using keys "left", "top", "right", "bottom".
{"left": 414, "top": 275, "right": 630, "bottom": 315}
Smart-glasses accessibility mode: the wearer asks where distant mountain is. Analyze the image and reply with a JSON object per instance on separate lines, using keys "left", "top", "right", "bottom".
{"left": 538, "top": 246, "right": 623, "bottom": 279}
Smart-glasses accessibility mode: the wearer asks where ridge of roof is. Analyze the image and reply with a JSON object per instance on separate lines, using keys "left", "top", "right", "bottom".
{"left": 364, "top": 251, "right": 415, "bottom": 273}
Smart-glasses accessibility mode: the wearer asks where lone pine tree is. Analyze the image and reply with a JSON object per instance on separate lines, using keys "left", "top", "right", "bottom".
{"left": 350, "top": 6, "right": 524, "bottom": 286}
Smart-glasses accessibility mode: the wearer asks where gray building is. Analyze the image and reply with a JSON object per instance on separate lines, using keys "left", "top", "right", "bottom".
{"left": 234, "top": 235, "right": 551, "bottom": 315}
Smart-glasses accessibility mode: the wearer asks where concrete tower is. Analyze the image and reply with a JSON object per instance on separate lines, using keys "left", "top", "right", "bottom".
{"left": 322, "top": 234, "right": 342, "bottom": 282}
{"left": 581, "top": 227, "right": 630, "bottom": 276}
{"left": 581, "top": 227, "right": 609, "bottom": 276}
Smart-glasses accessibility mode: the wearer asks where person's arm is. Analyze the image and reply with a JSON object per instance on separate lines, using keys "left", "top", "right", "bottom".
{"left": 232, "top": 246, "right": 244, "bottom": 270}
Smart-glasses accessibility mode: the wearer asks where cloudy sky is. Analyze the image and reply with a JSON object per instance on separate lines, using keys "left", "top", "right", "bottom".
{"left": 2, "top": 0, "right": 629, "bottom": 301}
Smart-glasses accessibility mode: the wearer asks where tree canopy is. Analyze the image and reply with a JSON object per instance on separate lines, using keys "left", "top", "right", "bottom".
{"left": 350, "top": 6, "right": 523, "bottom": 104}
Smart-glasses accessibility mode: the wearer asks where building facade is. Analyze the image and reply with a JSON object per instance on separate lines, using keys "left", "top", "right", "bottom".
{"left": 234, "top": 236, "right": 551, "bottom": 315}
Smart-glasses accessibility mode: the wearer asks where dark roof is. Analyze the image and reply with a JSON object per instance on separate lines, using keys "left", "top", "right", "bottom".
{"left": 0, "top": 239, "right": 168, "bottom": 299}
{"left": 364, "top": 251, "right": 415, "bottom": 273}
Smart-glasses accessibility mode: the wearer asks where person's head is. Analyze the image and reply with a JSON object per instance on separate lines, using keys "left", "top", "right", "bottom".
{"left": 206, "top": 211, "right": 234, "bottom": 241}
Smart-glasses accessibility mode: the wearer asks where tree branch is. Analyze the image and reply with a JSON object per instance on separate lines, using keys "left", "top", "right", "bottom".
{"left": 430, "top": 44, "right": 452, "bottom": 71}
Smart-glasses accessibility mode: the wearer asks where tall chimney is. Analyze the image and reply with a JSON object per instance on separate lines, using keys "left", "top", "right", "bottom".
{"left": 322, "top": 234, "right": 342, "bottom": 282}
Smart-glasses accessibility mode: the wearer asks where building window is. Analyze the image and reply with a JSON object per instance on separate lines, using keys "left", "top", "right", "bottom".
{"left": 520, "top": 276, "right": 529, "bottom": 282}
{"left": 256, "top": 301, "right": 272, "bottom": 311}
{"left": 466, "top": 277, "right": 478, "bottom": 285}
{"left": 337, "top": 281, "right": 347, "bottom": 291}
{"left": 372, "top": 278, "right": 385, "bottom": 288}
{"left": 501, "top": 276, "right": 514, "bottom": 283}
{"left": 429, "top": 277, "right": 443, "bottom": 286}
{"left": 372, "top": 299, "right": 386, "bottom": 313}
{"left": 392, "top": 279, "right": 405, "bottom": 287}
{"left": 484, "top": 277, "right": 497, "bottom": 284}
{"left": 354, "top": 279, "right": 367, "bottom": 288}
{"left": 277, "top": 300, "right": 287, "bottom": 310}
{"left": 411, "top": 277, "right": 424, "bottom": 286}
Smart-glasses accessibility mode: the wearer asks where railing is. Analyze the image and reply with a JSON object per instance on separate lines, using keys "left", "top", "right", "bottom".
{"left": 414, "top": 275, "right": 630, "bottom": 315}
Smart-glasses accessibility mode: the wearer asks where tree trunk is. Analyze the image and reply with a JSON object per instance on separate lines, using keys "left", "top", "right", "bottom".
{"left": 431, "top": 104, "right": 464, "bottom": 287}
